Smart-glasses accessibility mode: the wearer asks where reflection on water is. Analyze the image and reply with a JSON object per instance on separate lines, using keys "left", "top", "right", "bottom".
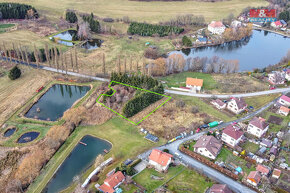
{"left": 17, "top": 132, "right": 40, "bottom": 143}
{"left": 81, "top": 39, "right": 103, "bottom": 50}
{"left": 53, "top": 30, "right": 77, "bottom": 41}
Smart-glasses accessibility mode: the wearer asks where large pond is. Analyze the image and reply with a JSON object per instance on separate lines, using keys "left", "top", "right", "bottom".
{"left": 43, "top": 135, "right": 111, "bottom": 193}
{"left": 170, "top": 30, "right": 290, "bottom": 71}
{"left": 25, "top": 84, "right": 90, "bottom": 121}
{"left": 17, "top": 132, "right": 40, "bottom": 143}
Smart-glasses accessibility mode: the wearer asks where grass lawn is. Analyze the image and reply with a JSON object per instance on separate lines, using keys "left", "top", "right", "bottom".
{"left": 119, "top": 183, "right": 138, "bottom": 193}
{"left": 244, "top": 94, "right": 281, "bottom": 110}
{"left": 0, "top": 0, "right": 267, "bottom": 23}
{"left": 133, "top": 165, "right": 184, "bottom": 192}
{"left": 0, "top": 24, "right": 15, "bottom": 29}
{"left": 27, "top": 117, "right": 165, "bottom": 193}
{"left": 167, "top": 168, "right": 213, "bottom": 193}
{"left": 241, "top": 141, "right": 259, "bottom": 153}
{"left": 158, "top": 72, "right": 218, "bottom": 90}
{"left": 263, "top": 111, "right": 290, "bottom": 133}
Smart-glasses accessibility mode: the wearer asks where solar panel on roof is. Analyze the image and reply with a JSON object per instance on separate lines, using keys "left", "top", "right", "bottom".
{"left": 145, "top": 133, "right": 159, "bottom": 142}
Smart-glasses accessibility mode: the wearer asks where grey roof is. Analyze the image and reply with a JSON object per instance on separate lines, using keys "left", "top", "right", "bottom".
{"left": 194, "top": 136, "right": 222, "bottom": 158}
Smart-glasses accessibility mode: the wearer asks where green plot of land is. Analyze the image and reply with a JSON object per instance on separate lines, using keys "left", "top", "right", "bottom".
{"left": 159, "top": 72, "right": 218, "bottom": 90}
{"left": 241, "top": 141, "right": 259, "bottom": 153}
{"left": 263, "top": 111, "right": 290, "bottom": 133}
{"left": 244, "top": 94, "right": 280, "bottom": 110}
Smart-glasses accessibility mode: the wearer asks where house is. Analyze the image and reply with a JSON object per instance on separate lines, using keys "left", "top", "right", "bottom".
{"left": 268, "top": 71, "right": 285, "bottom": 85}
{"left": 260, "top": 138, "right": 272, "bottom": 148}
{"left": 193, "top": 135, "right": 222, "bottom": 159}
{"left": 280, "top": 20, "right": 287, "bottom": 27}
{"left": 256, "top": 164, "right": 270, "bottom": 176}
{"left": 196, "top": 37, "right": 207, "bottom": 44}
{"left": 272, "top": 168, "right": 281, "bottom": 179}
{"left": 278, "top": 106, "right": 289, "bottom": 116}
{"left": 209, "top": 184, "right": 233, "bottom": 193}
{"left": 247, "top": 171, "right": 262, "bottom": 186}
{"left": 186, "top": 77, "right": 203, "bottom": 92}
{"left": 247, "top": 117, "right": 269, "bottom": 138}
{"left": 208, "top": 21, "right": 226, "bottom": 35}
{"left": 221, "top": 125, "right": 244, "bottom": 147}
{"left": 211, "top": 99, "right": 226, "bottom": 110}
{"left": 98, "top": 171, "right": 125, "bottom": 193}
{"left": 227, "top": 97, "right": 247, "bottom": 114}
{"left": 148, "top": 149, "right": 173, "bottom": 172}
{"left": 270, "top": 146, "right": 278, "bottom": 155}
{"left": 278, "top": 95, "right": 290, "bottom": 107}
{"left": 285, "top": 69, "right": 290, "bottom": 81}
{"left": 231, "top": 20, "right": 242, "bottom": 28}
{"left": 271, "top": 20, "right": 282, "bottom": 28}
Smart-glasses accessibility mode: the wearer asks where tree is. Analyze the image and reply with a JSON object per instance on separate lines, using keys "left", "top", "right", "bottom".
{"left": 77, "top": 21, "right": 91, "bottom": 40}
{"left": 8, "top": 66, "right": 21, "bottom": 80}
{"left": 182, "top": 36, "right": 192, "bottom": 47}
{"left": 65, "top": 10, "right": 78, "bottom": 23}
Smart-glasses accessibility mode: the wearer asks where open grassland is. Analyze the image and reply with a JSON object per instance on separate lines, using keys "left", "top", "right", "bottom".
{"left": 244, "top": 93, "right": 280, "bottom": 110}
{"left": 27, "top": 117, "right": 165, "bottom": 193}
{"left": 0, "top": 0, "right": 268, "bottom": 23}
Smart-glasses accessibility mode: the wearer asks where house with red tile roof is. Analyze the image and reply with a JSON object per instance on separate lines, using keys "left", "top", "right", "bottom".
{"left": 247, "top": 171, "right": 262, "bottom": 187}
{"left": 278, "top": 106, "right": 290, "bottom": 116}
{"left": 278, "top": 95, "right": 290, "bottom": 107}
{"left": 98, "top": 171, "right": 125, "bottom": 193}
{"left": 227, "top": 97, "right": 247, "bottom": 114}
{"left": 221, "top": 125, "right": 244, "bottom": 147}
{"left": 256, "top": 164, "right": 270, "bottom": 176}
{"left": 211, "top": 99, "right": 226, "bottom": 110}
{"left": 209, "top": 184, "right": 233, "bottom": 193}
{"left": 208, "top": 21, "right": 226, "bottom": 35}
{"left": 271, "top": 20, "right": 283, "bottom": 28}
{"left": 247, "top": 117, "right": 269, "bottom": 138}
{"left": 272, "top": 168, "right": 281, "bottom": 179}
{"left": 194, "top": 135, "right": 222, "bottom": 159}
{"left": 186, "top": 77, "right": 203, "bottom": 92}
{"left": 148, "top": 149, "right": 173, "bottom": 172}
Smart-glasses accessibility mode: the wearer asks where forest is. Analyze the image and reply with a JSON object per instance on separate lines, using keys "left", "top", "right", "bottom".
{"left": 0, "top": 3, "right": 38, "bottom": 19}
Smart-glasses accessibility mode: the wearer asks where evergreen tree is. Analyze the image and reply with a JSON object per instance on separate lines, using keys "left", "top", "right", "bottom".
{"left": 8, "top": 66, "right": 21, "bottom": 80}
{"left": 182, "top": 36, "right": 192, "bottom": 47}
{"left": 65, "top": 11, "right": 78, "bottom": 23}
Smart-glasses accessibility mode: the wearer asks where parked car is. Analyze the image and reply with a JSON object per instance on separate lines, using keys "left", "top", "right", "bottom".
{"left": 270, "top": 87, "right": 276, "bottom": 90}
{"left": 232, "top": 122, "right": 237, "bottom": 125}
{"left": 200, "top": 124, "right": 209, "bottom": 129}
{"left": 196, "top": 128, "right": 201, "bottom": 133}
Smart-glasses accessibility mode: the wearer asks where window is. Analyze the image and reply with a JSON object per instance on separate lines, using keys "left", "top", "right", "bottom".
{"left": 205, "top": 149, "right": 208, "bottom": 151}
{"left": 231, "top": 138, "right": 234, "bottom": 141}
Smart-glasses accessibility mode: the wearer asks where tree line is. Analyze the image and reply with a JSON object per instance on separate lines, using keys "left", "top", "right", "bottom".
{"left": 83, "top": 13, "right": 101, "bottom": 33}
{"left": 0, "top": 3, "right": 38, "bottom": 19}
{"left": 128, "top": 22, "right": 184, "bottom": 37}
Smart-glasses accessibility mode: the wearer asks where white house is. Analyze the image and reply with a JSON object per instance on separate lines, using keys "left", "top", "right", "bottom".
{"left": 231, "top": 20, "right": 242, "bottom": 28}
{"left": 211, "top": 99, "right": 226, "bottom": 110}
{"left": 247, "top": 171, "right": 261, "bottom": 187}
{"left": 222, "top": 125, "right": 244, "bottom": 147}
{"left": 247, "top": 117, "right": 269, "bottom": 138}
{"left": 285, "top": 69, "right": 290, "bottom": 81}
{"left": 278, "top": 106, "right": 289, "bottom": 116}
{"left": 186, "top": 77, "right": 203, "bottom": 92}
{"left": 148, "top": 149, "right": 173, "bottom": 172}
{"left": 227, "top": 97, "right": 247, "bottom": 114}
{"left": 268, "top": 71, "right": 286, "bottom": 85}
{"left": 272, "top": 168, "right": 281, "bottom": 179}
{"left": 278, "top": 95, "right": 290, "bottom": 107}
{"left": 193, "top": 135, "right": 222, "bottom": 160}
{"left": 208, "top": 21, "right": 226, "bottom": 35}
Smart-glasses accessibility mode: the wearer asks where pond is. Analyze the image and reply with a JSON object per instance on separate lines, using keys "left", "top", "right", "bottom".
{"left": 53, "top": 30, "right": 77, "bottom": 41}
{"left": 81, "top": 39, "right": 103, "bottom": 50}
{"left": 25, "top": 84, "right": 90, "bottom": 121}
{"left": 3, "top": 127, "right": 16, "bottom": 137}
{"left": 17, "top": 132, "right": 40, "bottom": 143}
{"left": 170, "top": 30, "right": 290, "bottom": 71}
{"left": 43, "top": 135, "right": 112, "bottom": 193}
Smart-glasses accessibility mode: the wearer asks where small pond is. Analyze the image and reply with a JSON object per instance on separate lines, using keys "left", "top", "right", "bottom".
{"left": 25, "top": 84, "right": 90, "bottom": 121}
{"left": 3, "top": 127, "right": 16, "bottom": 137}
{"left": 81, "top": 39, "right": 103, "bottom": 50}
{"left": 17, "top": 132, "right": 40, "bottom": 143}
{"left": 53, "top": 30, "right": 77, "bottom": 41}
{"left": 43, "top": 135, "right": 112, "bottom": 193}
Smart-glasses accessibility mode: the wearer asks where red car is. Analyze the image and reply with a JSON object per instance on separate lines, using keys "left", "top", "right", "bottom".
{"left": 196, "top": 128, "right": 201, "bottom": 133}
{"left": 270, "top": 87, "right": 276, "bottom": 90}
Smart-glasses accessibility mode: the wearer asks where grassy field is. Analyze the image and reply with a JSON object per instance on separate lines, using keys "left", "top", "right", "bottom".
{"left": 241, "top": 141, "right": 259, "bottom": 153}
{"left": 244, "top": 94, "right": 281, "bottom": 110}
{"left": 263, "top": 111, "right": 290, "bottom": 133}
{"left": 0, "top": 0, "right": 268, "bottom": 23}
{"left": 158, "top": 72, "right": 218, "bottom": 90}
{"left": 27, "top": 117, "right": 165, "bottom": 193}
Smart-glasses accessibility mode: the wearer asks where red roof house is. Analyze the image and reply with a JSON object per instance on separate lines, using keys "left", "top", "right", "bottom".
{"left": 149, "top": 149, "right": 173, "bottom": 172}
{"left": 222, "top": 125, "right": 244, "bottom": 147}
{"left": 247, "top": 171, "right": 261, "bottom": 186}
{"left": 247, "top": 117, "right": 269, "bottom": 138}
{"left": 209, "top": 184, "right": 233, "bottom": 193}
{"left": 278, "top": 95, "right": 290, "bottom": 107}
{"left": 272, "top": 168, "right": 281, "bottom": 179}
{"left": 256, "top": 164, "right": 270, "bottom": 176}
{"left": 271, "top": 20, "right": 282, "bottom": 28}
{"left": 98, "top": 171, "right": 125, "bottom": 193}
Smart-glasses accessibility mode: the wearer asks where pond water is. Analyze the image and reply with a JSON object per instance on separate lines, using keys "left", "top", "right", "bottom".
{"left": 3, "top": 128, "right": 16, "bottom": 137}
{"left": 17, "top": 132, "right": 40, "bottom": 143}
{"left": 53, "top": 30, "right": 77, "bottom": 41}
{"left": 57, "top": 40, "right": 75, "bottom": 46}
{"left": 170, "top": 30, "right": 290, "bottom": 71}
{"left": 25, "top": 84, "right": 90, "bottom": 121}
{"left": 43, "top": 135, "right": 111, "bottom": 193}
{"left": 81, "top": 39, "right": 103, "bottom": 50}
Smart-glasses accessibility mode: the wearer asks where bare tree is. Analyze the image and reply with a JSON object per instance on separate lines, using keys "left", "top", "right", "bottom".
{"left": 6, "top": 179, "right": 23, "bottom": 193}
{"left": 34, "top": 44, "right": 40, "bottom": 68}
{"left": 102, "top": 53, "right": 106, "bottom": 75}
{"left": 77, "top": 21, "right": 91, "bottom": 40}
{"left": 74, "top": 47, "right": 78, "bottom": 72}
{"left": 44, "top": 44, "right": 51, "bottom": 67}
{"left": 70, "top": 50, "right": 74, "bottom": 72}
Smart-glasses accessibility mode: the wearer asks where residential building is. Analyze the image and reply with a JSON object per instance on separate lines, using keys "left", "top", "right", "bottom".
{"left": 209, "top": 184, "right": 233, "bottom": 193}
{"left": 196, "top": 37, "right": 207, "bottom": 44}
{"left": 193, "top": 135, "right": 222, "bottom": 159}
{"left": 211, "top": 99, "right": 226, "bottom": 110}
{"left": 227, "top": 97, "right": 247, "bottom": 114}
{"left": 231, "top": 20, "right": 242, "bottom": 28}
{"left": 247, "top": 171, "right": 262, "bottom": 187}
{"left": 260, "top": 139, "right": 273, "bottom": 148}
{"left": 270, "top": 146, "right": 278, "bottom": 155}
{"left": 285, "top": 69, "right": 290, "bottom": 81}
{"left": 278, "top": 95, "right": 290, "bottom": 107}
{"left": 271, "top": 20, "right": 282, "bottom": 28}
{"left": 186, "top": 77, "right": 203, "bottom": 92}
{"left": 268, "top": 71, "right": 285, "bottom": 85}
{"left": 221, "top": 125, "right": 244, "bottom": 147}
{"left": 278, "top": 106, "right": 289, "bottom": 116}
{"left": 148, "top": 149, "right": 173, "bottom": 172}
{"left": 247, "top": 117, "right": 269, "bottom": 138}
{"left": 208, "top": 21, "right": 226, "bottom": 35}
{"left": 280, "top": 20, "right": 287, "bottom": 27}
{"left": 272, "top": 168, "right": 281, "bottom": 179}
{"left": 98, "top": 171, "right": 125, "bottom": 193}
{"left": 256, "top": 164, "right": 270, "bottom": 176}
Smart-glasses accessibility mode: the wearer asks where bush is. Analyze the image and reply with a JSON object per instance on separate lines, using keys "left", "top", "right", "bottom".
{"left": 65, "top": 11, "right": 78, "bottom": 23}
{"left": 83, "top": 13, "right": 100, "bottom": 33}
{"left": 8, "top": 66, "right": 21, "bottom": 80}
{"left": 103, "top": 17, "right": 114, "bottom": 22}
{"left": 163, "top": 149, "right": 169, "bottom": 153}
{"left": 191, "top": 106, "right": 199, "bottom": 114}
{"left": 144, "top": 47, "right": 160, "bottom": 59}
{"left": 182, "top": 36, "right": 192, "bottom": 47}
{"left": 176, "top": 100, "right": 185, "bottom": 108}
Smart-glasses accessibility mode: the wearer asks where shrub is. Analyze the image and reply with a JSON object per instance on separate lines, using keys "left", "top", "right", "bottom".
{"left": 163, "top": 149, "right": 169, "bottom": 153}
{"left": 182, "top": 36, "right": 192, "bottom": 47}
{"left": 144, "top": 47, "right": 160, "bottom": 59}
{"left": 176, "top": 100, "right": 185, "bottom": 108}
{"left": 83, "top": 13, "right": 100, "bottom": 33}
{"left": 191, "top": 106, "right": 199, "bottom": 114}
{"left": 8, "top": 66, "right": 21, "bottom": 80}
{"left": 65, "top": 11, "right": 78, "bottom": 23}
{"left": 103, "top": 17, "right": 114, "bottom": 22}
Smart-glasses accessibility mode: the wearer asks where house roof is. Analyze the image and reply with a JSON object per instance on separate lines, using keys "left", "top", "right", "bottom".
{"left": 249, "top": 117, "right": 269, "bottom": 130}
{"left": 231, "top": 97, "right": 247, "bottom": 109}
{"left": 194, "top": 135, "right": 222, "bottom": 158}
{"left": 274, "top": 21, "right": 282, "bottom": 26}
{"left": 99, "top": 184, "right": 115, "bottom": 193}
{"left": 209, "top": 21, "right": 225, "bottom": 28}
{"left": 198, "top": 37, "right": 207, "bottom": 42}
{"left": 186, "top": 77, "right": 203, "bottom": 87}
{"left": 104, "top": 171, "right": 125, "bottom": 188}
{"left": 247, "top": 171, "right": 261, "bottom": 183}
{"left": 280, "top": 106, "right": 290, "bottom": 113}
{"left": 209, "top": 184, "right": 233, "bottom": 193}
{"left": 261, "top": 139, "right": 272, "bottom": 147}
{"left": 256, "top": 164, "right": 270, "bottom": 175}
{"left": 212, "top": 99, "right": 225, "bottom": 107}
{"left": 280, "top": 95, "right": 290, "bottom": 103}
{"left": 270, "top": 146, "right": 278, "bottom": 155}
{"left": 272, "top": 168, "right": 281, "bottom": 177}
{"left": 149, "top": 149, "right": 173, "bottom": 166}
{"left": 223, "top": 125, "right": 244, "bottom": 140}
{"left": 280, "top": 20, "right": 287, "bottom": 25}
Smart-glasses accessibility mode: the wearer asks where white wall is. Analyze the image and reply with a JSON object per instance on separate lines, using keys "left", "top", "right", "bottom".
{"left": 247, "top": 124, "right": 268, "bottom": 138}
{"left": 221, "top": 133, "right": 241, "bottom": 146}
